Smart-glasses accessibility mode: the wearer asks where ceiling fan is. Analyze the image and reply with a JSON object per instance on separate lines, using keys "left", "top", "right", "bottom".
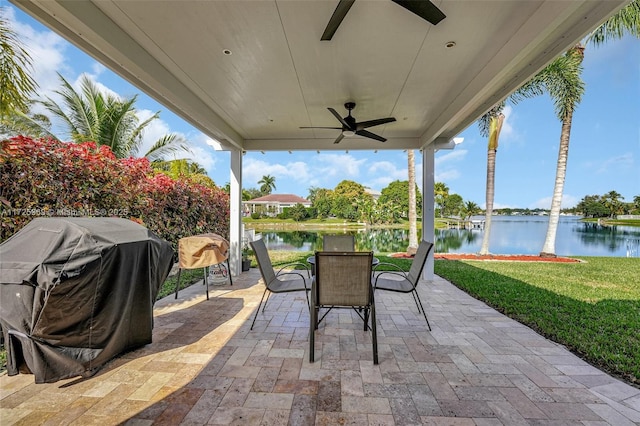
{"left": 300, "top": 102, "right": 396, "bottom": 144}
{"left": 321, "top": 0, "right": 446, "bottom": 41}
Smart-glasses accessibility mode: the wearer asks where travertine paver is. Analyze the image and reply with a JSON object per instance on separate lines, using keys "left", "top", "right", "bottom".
{"left": 0, "top": 268, "right": 638, "bottom": 425}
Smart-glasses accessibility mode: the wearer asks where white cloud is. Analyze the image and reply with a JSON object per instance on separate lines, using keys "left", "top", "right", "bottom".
{"left": 243, "top": 158, "right": 312, "bottom": 189}
{"left": 595, "top": 152, "right": 634, "bottom": 174}
{"left": 435, "top": 169, "right": 461, "bottom": 182}
{"left": 315, "top": 153, "right": 366, "bottom": 178}
{"left": 435, "top": 149, "right": 467, "bottom": 166}
{"left": 435, "top": 149, "right": 466, "bottom": 183}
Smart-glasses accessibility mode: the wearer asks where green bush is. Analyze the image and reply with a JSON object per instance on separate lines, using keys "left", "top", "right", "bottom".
{"left": 0, "top": 136, "right": 229, "bottom": 247}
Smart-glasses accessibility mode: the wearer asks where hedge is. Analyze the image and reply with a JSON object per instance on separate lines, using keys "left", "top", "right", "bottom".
{"left": 0, "top": 136, "right": 229, "bottom": 247}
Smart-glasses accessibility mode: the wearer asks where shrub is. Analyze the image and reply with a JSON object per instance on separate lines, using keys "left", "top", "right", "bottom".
{"left": 251, "top": 212, "right": 261, "bottom": 219}
{"left": 0, "top": 136, "right": 229, "bottom": 247}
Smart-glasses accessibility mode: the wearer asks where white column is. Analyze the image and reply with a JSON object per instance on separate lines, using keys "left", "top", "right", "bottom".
{"left": 422, "top": 146, "right": 435, "bottom": 281}
{"left": 229, "top": 150, "right": 243, "bottom": 276}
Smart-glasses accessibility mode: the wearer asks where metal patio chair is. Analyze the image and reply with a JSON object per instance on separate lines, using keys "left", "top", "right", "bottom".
{"left": 322, "top": 234, "right": 355, "bottom": 251}
{"left": 309, "top": 251, "right": 378, "bottom": 364}
{"left": 373, "top": 240, "right": 434, "bottom": 330}
{"left": 249, "top": 238, "right": 310, "bottom": 330}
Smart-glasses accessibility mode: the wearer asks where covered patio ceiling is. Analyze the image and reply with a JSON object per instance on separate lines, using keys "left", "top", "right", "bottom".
{"left": 12, "top": 0, "right": 627, "bottom": 153}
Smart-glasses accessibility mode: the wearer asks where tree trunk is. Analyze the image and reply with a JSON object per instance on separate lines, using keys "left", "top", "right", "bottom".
{"left": 407, "top": 149, "right": 418, "bottom": 255}
{"left": 479, "top": 148, "right": 496, "bottom": 255}
{"left": 540, "top": 109, "right": 573, "bottom": 257}
{"left": 479, "top": 113, "right": 504, "bottom": 256}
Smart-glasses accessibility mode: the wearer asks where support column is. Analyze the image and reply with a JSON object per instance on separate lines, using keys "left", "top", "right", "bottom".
{"left": 422, "top": 146, "right": 435, "bottom": 281}
{"left": 229, "top": 150, "right": 243, "bottom": 276}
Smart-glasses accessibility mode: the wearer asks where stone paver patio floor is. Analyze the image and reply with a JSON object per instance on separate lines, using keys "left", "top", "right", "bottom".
{"left": 1, "top": 268, "right": 639, "bottom": 425}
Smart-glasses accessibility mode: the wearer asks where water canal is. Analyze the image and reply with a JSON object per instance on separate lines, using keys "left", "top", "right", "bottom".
{"left": 254, "top": 215, "right": 640, "bottom": 257}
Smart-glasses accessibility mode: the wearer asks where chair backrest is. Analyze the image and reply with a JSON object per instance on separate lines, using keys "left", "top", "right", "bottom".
{"left": 314, "top": 251, "right": 373, "bottom": 307}
{"left": 323, "top": 234, "right": 355, "bottom": 252}
{"left": 250, "top": 238, "right": 276, "bottom": 286}
{"left": 406, "top": 240, "right": 434, "bottom": 285}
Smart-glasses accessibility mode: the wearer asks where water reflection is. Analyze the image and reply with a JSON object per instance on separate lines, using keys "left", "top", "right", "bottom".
{"left": 255, "top": 215, "right": 640, "bottom": 257}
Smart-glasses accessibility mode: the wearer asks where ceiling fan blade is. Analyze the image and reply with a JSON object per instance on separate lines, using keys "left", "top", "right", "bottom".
{"left": 328, "top": 107, "right": 351, "bottom": 128}
{"left": 299, "top": 126, "right": 342, "bottom": 129}
{"left": 321, "top": 0, "right": 356, "bottom": 41}
{"left": 356, "top": 117, "right": 396, "bottom": 130}
{"left": 391, "top": 0, "right": 446, "bottom": 25}
{"left": 356, "top": 129, "right": 387, "bottom": 142}
{"left": 333, "top": 133, "right": 345, "bottom": 144}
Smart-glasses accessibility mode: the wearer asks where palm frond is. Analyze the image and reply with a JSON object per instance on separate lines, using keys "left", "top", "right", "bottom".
{"left": 477, "top": 102, "right": 505, "bottom": 137}
{"left": 0, "top": 12, "right": 38, "bottom": 118}
{"left": 144, "top": 134, "right": 190, "bottom": 162}
{"left": 587, "top": 1, "right": 640, "bottom": 46}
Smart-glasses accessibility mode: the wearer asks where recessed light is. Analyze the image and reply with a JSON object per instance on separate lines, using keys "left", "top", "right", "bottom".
{"left": 445, "top": 41, "right": 456, "bottom": 48}
{"left": 223, "top": 49, "right": 232, "bottom": 55}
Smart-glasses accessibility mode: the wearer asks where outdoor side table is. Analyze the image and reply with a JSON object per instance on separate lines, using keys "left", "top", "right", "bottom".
{"left": 174, "top": 233, "right": 232, "bottom": 300}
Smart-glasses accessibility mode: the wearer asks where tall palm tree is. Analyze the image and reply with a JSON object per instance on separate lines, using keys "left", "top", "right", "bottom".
{"left": 434, "top": 182, "right": 449, "bottom": 218}
{"left": 40, "top": 73, "right": 188, "bottom": 160}
{"left": 478, "top": 105, "right": 505, "bottom": 255}
{"left": 461, "top": 201, "right": 481, "bottom": 221}
{"left": 0, "top": 8, "right": 37, "bottom": 119}
{"left": 407, "top": 149, "right": 418, "bottom": 255}
{"left": 258, "top": 174, "right": 276, "bottom": 195}
{"left": 540, "top": 1, "right": 639, "bottom": 256}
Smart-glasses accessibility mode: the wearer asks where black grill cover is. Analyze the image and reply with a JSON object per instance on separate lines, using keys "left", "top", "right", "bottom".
{"left": 0, "top": 217, "right": 174, "bottom": 383}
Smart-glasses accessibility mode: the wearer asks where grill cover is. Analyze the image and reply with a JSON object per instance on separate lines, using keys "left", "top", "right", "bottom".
{"left": 178, "top": 233, "right": 229, "bottom": 269}
{"left": 0, "top": 217, "right": 174, "bottom": 383}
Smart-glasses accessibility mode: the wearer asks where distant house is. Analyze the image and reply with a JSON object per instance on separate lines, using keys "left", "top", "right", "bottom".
{"left": 364, "top": 187, "right": 381, "bottom": 201}
{"left": 244, "top": 194, "right": 311, "bottom": 216}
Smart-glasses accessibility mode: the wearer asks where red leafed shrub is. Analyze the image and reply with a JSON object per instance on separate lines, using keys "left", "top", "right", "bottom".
{"left": 0, "top": 136, "right": 229, "bottom": 247}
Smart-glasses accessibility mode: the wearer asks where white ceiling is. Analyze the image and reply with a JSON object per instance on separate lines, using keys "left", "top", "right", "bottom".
{"left": 13, "top": 0, "right": 626, "bottom": 152}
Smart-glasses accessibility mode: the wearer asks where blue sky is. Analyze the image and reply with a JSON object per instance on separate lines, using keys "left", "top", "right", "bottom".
{"left": 5, "top": 5, "right": 639, "bottom": 209}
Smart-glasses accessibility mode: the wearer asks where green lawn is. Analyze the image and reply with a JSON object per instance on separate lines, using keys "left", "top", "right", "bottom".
{"left": 434, "top": 257, "right": 640, "bottom": 386}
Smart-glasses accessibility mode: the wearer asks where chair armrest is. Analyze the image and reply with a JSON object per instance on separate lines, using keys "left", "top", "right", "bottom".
{"left": 276, "top": 262, "right": 311, "bottom": 278}
{"left": 373, "top": 262, "right": 409, "bottom": 288}
{"left": 274, "top": 270, "right": 310, "bottom": 290}
{"left": 373, "top": 262, "right": 407, "bottom": 274}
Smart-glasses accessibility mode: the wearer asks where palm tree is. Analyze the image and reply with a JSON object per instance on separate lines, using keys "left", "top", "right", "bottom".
{"left": 258, "top": 174, "right": 276, "bottom": 195}
{"left": 461, "top": 201, "right": 481, "bottom": 221}
{"left": 478, "top": 105, "right": 505, "bottom": 255}
{"left": 0, "top": 8, "right": 37, "bottom": 119}
{"left": 40, "top": 73, "right": 188, "bottom": 160}
{"left": 434, "top": 182, "right": 449, "bottom": 218}
{"left": 407, "top": 149, "right": 418, "bottom": 255}
{"left": 540, "top": 1, "right": 639, "bottom": 256}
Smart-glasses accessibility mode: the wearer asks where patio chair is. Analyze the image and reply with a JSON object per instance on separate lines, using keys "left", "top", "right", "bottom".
{"left": 310, "top": 251, "right": 378, "bottom": 364}
{"left": 373, "top": 240, "right": 434, "bottom": 330}
{"left": 249, "top": 238, "right": 310, "bottom": 330}
{"left": 323, "top": 234, "right": 355, "bottom": 251}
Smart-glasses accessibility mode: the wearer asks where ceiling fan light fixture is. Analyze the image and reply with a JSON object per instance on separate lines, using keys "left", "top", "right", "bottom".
{"left": 342, "top": 129, "right": 356, "bottom": 137}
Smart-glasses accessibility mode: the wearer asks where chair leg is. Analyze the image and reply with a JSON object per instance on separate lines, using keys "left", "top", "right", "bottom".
{"left": 174, "top": 268, "right": 182, "bottom": 299}
{"left": 371, "top": 292, "right": 378, "bottom": 365}
{"left": 204, "top": 267, "right": 209, "bottom": 300}
{"left": 363, "top": 307, "right": 369, "bottom": 331}
{"left": 412, "top": 290, "right": 431, "bottom": 331}
{"left": 262, "top": 291, "right": 272, "bottom": 312}
{"left": 250, "top": 288, "right": 269, "bottom": 330}
{"left": 309, "top": 291, "right": 316, "bottom": 362}
{"left": 226, "top": 258, "right": 233, "bottom": 286}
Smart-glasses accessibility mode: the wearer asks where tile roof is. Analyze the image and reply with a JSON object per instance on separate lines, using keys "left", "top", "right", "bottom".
{"left": 247, "top": 194, "right": 310, "bottom": 204}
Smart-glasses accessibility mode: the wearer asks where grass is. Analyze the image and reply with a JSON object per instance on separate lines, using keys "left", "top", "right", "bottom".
{"left": 434, "top": 257, "right": 640, "bottom": 386}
